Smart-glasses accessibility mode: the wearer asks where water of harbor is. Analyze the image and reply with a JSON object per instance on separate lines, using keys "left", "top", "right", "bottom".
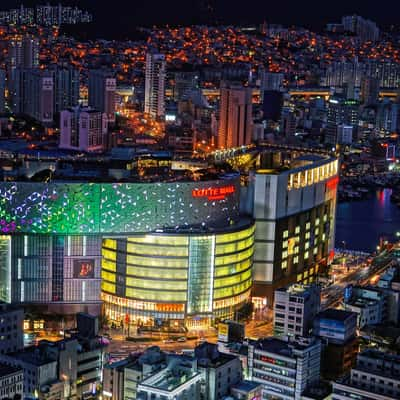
{"left": 335, "top": 189, "right": 400, "bottom": 252}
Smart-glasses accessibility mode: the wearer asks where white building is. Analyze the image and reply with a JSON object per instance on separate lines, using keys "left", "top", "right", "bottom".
{"left": 248, "top": 337, "right": 321, "bottom": 400}
{"left": 0, "top": 364, "right": 23, "bottom": 400}
{"left": 137, "top": 356, "right": 201, "bottom": 400}
{"left": 60, "top": 106, "right": 108, "bottom": 152}
{"left": 144, "top": 53, "right": 166, "bottom": 120}
{"left": 244, "top": 152, "right": 339, "bottom": 306}
{"left": 274, "top": 284, "right": 321, "bottom": 337}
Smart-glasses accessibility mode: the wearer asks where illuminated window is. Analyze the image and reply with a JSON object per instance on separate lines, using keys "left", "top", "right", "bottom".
{"left": 282, "top": 261, "right": 287, "bottom": 269}
{"left": 295, "top": 226, "right": 300, "bottom": 234}
{"left": 101, "top": 270, "right": 116, "bottom": 283}
{"left": 102, "top": 259, "right": 116, "bottom": 272}
{"left": 282, "top": 251, "right": 288, "bottom": 259}
{"left": 293, "top": 256, "right": 299, "bottom": 264}
{"left": 282, "top": 241, "right": 288, "bottom": 249}
{"left": 304, "top": 251, "right": 309, "bottom": 259}
{"left": 297, "top": 274, "right": 302, "bottom": 282}
{"left": 305, "top": 232, "right": 310, "bottom": 240}
{"left": 126, "top": 288, "right": 187, "bottom": 302}
{"left": 306, "top": 222, "right": 310, "bottom": 230}
{"left": 216, "top": 226, "right": 255, "bottom": 244}
{"left": 102, "top": 248, "right": 116, "bottom": 261}
{"left": 313, "top": 247, "right": 318, "bottom": 255}
{"left": 102, "top": 281, "right": 116, "bottom": 294}
{"left": 126, "top": 277, "right": 187, "bottom": 291}
{"left": 305, "top": 242, "right": 309, "bottom": 250}
{"left": 283, "top": 230, "right": 289, "bottom": 239}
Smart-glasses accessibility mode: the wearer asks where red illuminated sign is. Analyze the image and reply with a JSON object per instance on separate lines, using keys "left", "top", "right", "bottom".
{"left": 326, "top": 176, "right": 339, "bottom": 190}
{"left": 192, "top": 185, "right": 235, "bottom": 201}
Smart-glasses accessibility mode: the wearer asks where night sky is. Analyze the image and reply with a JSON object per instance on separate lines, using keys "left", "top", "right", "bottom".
{"left": 3, "top": 0, "right": 400, "bottom": 39}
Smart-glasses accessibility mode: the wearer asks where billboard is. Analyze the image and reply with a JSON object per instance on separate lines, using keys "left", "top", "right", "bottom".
{"left": 218, "top": 323, "right": 229, "bottom": 343}
{"left": 73, "top": 259, "right": 95, "bottom": 279}
{"left": 0, "top": 179, "right": 240, "bottom": 234}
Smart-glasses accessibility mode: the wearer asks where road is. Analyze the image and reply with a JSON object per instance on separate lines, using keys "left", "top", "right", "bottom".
{"left": 103, "top": 249, "right": 397, "bottom": 358}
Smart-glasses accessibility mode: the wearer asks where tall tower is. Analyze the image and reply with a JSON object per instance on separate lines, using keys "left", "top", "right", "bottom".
{"left": 88, "top": 69, "right": 116, "bottom": 124}
{"left": 53, "top": 66, "right": 80, "bottom": 113}
{"left": 218, "top": 82, "right": 253, "bottom": 149}
{"left": 144, "top": 53, "right": 166, "bottom": 120}
{"left": 8, "top": 35, "right": 39, "bottom": 113}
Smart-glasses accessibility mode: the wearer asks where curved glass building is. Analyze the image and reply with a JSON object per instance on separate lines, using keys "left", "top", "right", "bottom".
{"left": 101, "top": 220, "right": 254, "bottom": 329}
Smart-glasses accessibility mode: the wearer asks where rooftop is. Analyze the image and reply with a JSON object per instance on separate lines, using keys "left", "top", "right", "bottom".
{"left": 0, "top": 363, "right": 22, "bottom": 377}
{"left": 252, "top": 337, "right": 319, "bottom": 356}
{"left": 316, "top": 308, "right": 356, "bottom": 322}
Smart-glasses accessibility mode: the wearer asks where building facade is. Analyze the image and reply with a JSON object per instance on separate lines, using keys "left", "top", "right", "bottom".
{"left": 247, "top": 153, "right": 338, "bottom": 306}
{"left": 88, "top": 69, "right": 116, "bottom": 124}
{"left": 248, "top": 337, "right": 321, "bottom": 400}
{"left": 101, "top": 220, "right": 254, "bottom": 329}
{"left": 144, "top": 53, "right": 166, "bottom": 120}
{"left": 274, "top": 283, "right": 321, "bottom": 337}
{"left": 60, "top": 106, "right": 108, "bottom": 152}
{"left": 218, "top": 82, "right": 253, "bottom": 149}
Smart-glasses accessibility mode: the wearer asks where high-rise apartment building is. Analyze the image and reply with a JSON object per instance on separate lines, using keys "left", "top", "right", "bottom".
{"left": 53, "top": 66, "right": 80, "bottom": 113}
{"left": 274, "top": 283, "right": 321, "bottom": 337}
{"left": 8, "top": 35, "right": 40, "bottom": 114}
{"left": 144, "top": 53, "right": 166, "bottom": 120}
{"left": 260, "top": 71, "right": 284, "bottom": 92}
{"left": 342, "top": 15, "right": 380, "bottom": 42}
{"left": 360, "top": 77, "right": 380, "bottom": 105}
{"left": 218, "top": 82, "right": 253, "bottom": 148}
{"left": 8, "top": 35, "right": 39, "bottom": 73}
{"left": 0, "top": 70, "right": 5, "bottom": 114}
{"left": 60, "top": 106, "right": 108, "bottom": 152}
{"left": 88, "top": 69, "right": 116, "bottom": 124}
{"left": 13, "top": 69, "right": 54, "bottom": 124}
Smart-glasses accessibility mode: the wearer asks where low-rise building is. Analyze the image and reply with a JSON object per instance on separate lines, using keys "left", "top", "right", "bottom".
{"left": 343, "top": 286, "right": 386, "bottom": 328}
{"left": 313, "top": 309, "right": 358, "bottom": 379}
{"left": 0, "top": 302, "right": 24, "bottom": 355}
{"left": 0, "top": 363, "right": 23, "bottom": 400}
{"left": 195, "top": 342, "right": 243, "bottom": 400}
{"left": 230, "top": 380, "right": 262, "bottom": 400}
{"left": 274, "top": 284, "right": 321, "bottom": 337}
{"left": 332, "top": 350, "right": 400, "bottom": 400}
{"left": 103, "top": 346, "right": 166, "bottom": 400}
{"left": 248, "top": 337, "right": 321, "bottom": 400}
{"left": 137, "top": 356, "right": 202, "bottom": 400}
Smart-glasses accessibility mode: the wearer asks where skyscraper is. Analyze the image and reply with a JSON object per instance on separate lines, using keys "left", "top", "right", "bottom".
{"left": 88, "top": 69, "right": 116, "bottom": 124}
{"left": 326, "top": 98, "right": 359, "bottom": 145}
{"left": 144, "top": 53, "right": 166, "bottom": 120}
{"left": 60, "top": 106, "right": 108, "bottom": 152}
{"left": 53, "top": 66, "right": 80, "bottom": 113}
{"left": 13, "top": 69, "right": 54, "bottom": 124}
{"left": 0, "top": 70, "right": 5, "bottom": 114}
{"left": 7, "top": 35, "right": 39, "bottom": 73}
{"left": 8, "top": 35, "right": 39, "bottom": 114}
{"left": 218, "top": 82, "right": 253, "bottom": 148}
{"left": 360, "top": 77, "right": 380, "bottom": 106}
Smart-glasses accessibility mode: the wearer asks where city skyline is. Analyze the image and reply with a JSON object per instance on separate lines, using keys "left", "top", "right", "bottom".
{"left": 2, "top": 0, "right": 400, "bottom": 39}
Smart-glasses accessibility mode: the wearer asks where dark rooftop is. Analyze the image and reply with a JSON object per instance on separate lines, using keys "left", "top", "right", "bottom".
{"left": 316, "top": 308, "right": 357, "bottom": 322}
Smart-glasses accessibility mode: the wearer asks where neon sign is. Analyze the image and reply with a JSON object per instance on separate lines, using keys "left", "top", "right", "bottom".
{"left": 326, "top": 176, "right": 339, "bottom": 190}
{"left": 192, "top": 185, "right": 235, "bottom": 201}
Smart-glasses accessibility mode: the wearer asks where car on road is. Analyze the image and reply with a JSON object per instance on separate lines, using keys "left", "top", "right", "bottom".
{"left": 163, "top": 338, "right": 174, "bottom": 343}
{"left": 177, "top": 337, "right": 186, "bottom": 342}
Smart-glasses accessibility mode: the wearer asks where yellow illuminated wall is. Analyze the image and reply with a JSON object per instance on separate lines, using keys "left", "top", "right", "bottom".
{"left": 101, "top": 223, "right": 255, "bottom": 324}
